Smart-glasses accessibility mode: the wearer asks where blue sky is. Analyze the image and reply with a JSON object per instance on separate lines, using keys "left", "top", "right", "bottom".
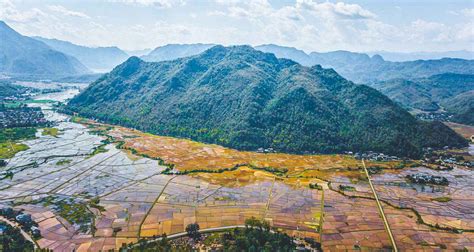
{"left": 1, "top": 0, "right": 473, "bottom": 52}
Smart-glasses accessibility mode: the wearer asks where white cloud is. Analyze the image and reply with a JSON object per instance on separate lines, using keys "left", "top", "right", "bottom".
{"left": 296, "top": 0, "right": 376, "bottom": 19}
{"left": 0, "top": 0, "right": 48, "bottom": 23}
{"left": 461, "top": 8, "right": 474, "bottom": 17}
{"left": 108, "top": 0, "right": 186, "bottom": 8}
{"left": 47, "top": 5, "right": 90, "bottom": 19}
{"left": 1, "top": 0, "right": 472, "bottom": 52}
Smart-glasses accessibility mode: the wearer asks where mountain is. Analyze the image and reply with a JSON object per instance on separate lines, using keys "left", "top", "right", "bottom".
{"left": 443, "top": 91, "right": 474, "bottom": 125}
{"left": 255, "top": 44, "right": 474, "bottom": 83}
{"left": 125, "top": 48, "right": 152, "bottom": 57}
{"left": 142, "top": 43, "right": 215, "bottom": 62}
{"left": 369, "top": 50, "right": 474, "bottom": 62}
{"left": 66, "top": 46, "right": 467, "bottom": 158}
{"left": 33, "top": 37, "right": 129, "bottom": 72}
{"left": 0, "top": 21, "right": 89, "bottom": 79}
{"left": 370, "top": 73, "right": 474, "bottom": 125}
{"left": 254, "top": 44, "right": 313, "bottom": 66}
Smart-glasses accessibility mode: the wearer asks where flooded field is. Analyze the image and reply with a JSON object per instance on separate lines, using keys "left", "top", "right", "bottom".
{"left": 1, "top": 88, "right": 473, "bottom": 251}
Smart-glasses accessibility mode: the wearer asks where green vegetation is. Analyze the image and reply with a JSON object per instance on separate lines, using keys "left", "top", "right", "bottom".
{"left": 0, "top": 128, "right": 36, "bottom": 159}
{"left": 371, "top": 73, "right": 474, "bottom": 125}
{"left": 0, "top": 221, "right": 35, "bottom": 251}
{"left": 249, "top": 165, "right": 288, "bottom": 176}
{"left": 56, "top": 159, "right": 72, "bottom": 166}
{"left": 338, "top": 185, "right": 356, "bottom": 192}
{"left": 42, "top": 127, "right": 59, "bottom": 137}
{"left": 309, "top": 183, "right": 323, "bottom": 190}
{"left": 0, "top": 127, "right": 37, "bottom": 142}
{"left": 90, "top": 143, "right": 108, "bottom": 157}
{"left": 185, "top": 223, "right": 201, "bottom": 240}
{"left": 121, "top": 217, "right": 297, "bottom": 252}
{"left": 0, "top": 142, "right": 29, "bottom": 159}
{"left": 431, "top": 196, "right": 452, "bottom": 203}
{"left": 37, "top": 196, "right": 95, "bottom": 233}
{"left": 220, "top": 217, "right": 295, "bottom": 251}
{"left": 2, "top": 100, "right": 55, "bottom": 109}
{"left": 66, "top": 46, "right": 467, "bottom": 158}
{"left": 89, "top": 197, "right": 106, "bottom": 212}
{"left": 0, "top": 80, "right": 29, "bottom": 99}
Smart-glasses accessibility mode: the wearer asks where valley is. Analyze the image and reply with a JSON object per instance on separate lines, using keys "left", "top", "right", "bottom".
{"left": 0, "top": 4, "right": 473, "bottom": 250}
{"left": 1, "top": 86, "right": 473, "bottom": 251}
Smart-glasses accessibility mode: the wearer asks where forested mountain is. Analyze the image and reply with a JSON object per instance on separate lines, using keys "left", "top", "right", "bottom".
{"left": 370, "top": 73, "right": 474, "bottom": 125}
{"left": 34, "top": 37, "right": 129, "bottom": 72}
{"left": 0, "top": 21, "right": 89, "bottom": 79}
{"left": 142, "top": 43, "right": 215, "bottom": 62}
{"left": 66, "top": 46, "right": 467, "bottom": 158}
{"left": 255, "top": 44, "right": 474, "bottom": 83}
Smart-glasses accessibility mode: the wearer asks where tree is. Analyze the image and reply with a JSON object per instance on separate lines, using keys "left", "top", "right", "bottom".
{"left": 185, "top": 223, "right": 201, "bottom": 240}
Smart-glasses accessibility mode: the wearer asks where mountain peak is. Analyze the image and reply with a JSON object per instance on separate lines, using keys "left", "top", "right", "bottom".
{"left": 68, "top": 45, "right": 467, "bottom": 158}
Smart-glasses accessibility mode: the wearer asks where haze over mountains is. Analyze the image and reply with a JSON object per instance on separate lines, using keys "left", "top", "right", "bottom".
{"left": 255, "top": 44, "right": 474, "bottom": 83}
{"left": 141, "top": 44, "right": 215, "bottom": 62}
{"left": 66, "top": 45, "right": 467, "bottom": 158}
{"left": 0, "top": 21, "right": 89, "bottom": 79}
{"left": 369, "top": 50, "right": 474, "bottom": 62}
{"left": 33, "top": 37, "right": 129, "bottom": 72}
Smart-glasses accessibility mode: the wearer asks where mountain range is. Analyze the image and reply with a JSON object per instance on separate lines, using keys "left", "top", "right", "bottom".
{"left": 138, "top": 43, "right": 474, "bottom": 83}
{"left": 370, "top": 73, "right": 474, "bottom": 125}
{"left": 141, "top": 43, "right": 215, "bottom": 62}
{"left": 255, "top": 44, "right": 474, "bottom": 83}
{"left": 0, "top": 21, "right": 89, "bottom": 79}
{"left": 66, "top": 45, "right": 467, "bottom": 158}
{"left": 368, "top": 50, "right": 474, "bottom": 62}
{"left": 33, "top": 37, "right": 130, "bottom": 72}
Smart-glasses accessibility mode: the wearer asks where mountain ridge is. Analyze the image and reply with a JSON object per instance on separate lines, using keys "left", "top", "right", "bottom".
{"left": 0, "top": 21, "right": 90, "bottom": 78}
{"left": 33, "top": 36, "right": 130, "bottom": 72}
{"left": 141, "top": 43, "right": 215, "bottom": 62}
{"left": 66, "top": 45, "right": 467, "bottom": 158}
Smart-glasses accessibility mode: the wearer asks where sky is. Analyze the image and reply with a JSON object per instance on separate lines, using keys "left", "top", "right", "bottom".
{"left": 1, "top": 0, "right": 473, "bottom": 53}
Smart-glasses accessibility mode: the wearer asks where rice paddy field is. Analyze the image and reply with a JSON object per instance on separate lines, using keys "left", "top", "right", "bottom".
{"left": 1, "top": 90, "right": 473, "bottom": 251}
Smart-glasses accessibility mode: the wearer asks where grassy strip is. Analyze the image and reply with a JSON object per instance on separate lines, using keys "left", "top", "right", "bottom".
{"left": 431, "top": 196, "right": 452, "bottom": 203}
{"left": 0, "top": 142, "right": 29, "bottom": 159}
{"left": 56, "top": 159, "right": 72, "bottom": 166}
{"left": 41, "top": 127, "right": 59, "bottom": 137}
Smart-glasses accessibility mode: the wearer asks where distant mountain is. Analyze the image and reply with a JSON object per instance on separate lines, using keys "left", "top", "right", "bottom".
{"left": 66, "top": 46, "right": 467, "bottom": 158}
{"left": 444, "top": 90, "right": 474, "bottom": 125}
{"left": 34, "top": 37, "right": 129, "bottom": 72}
{"left": 141, "top": 43, "right": 215, "bottom": 62}
{"left": 254, "top": 44, "right": 313, "bottom": 65}
{"left": 369, "top": 50, "right": 474, "bottom": 62}
{"left": 0, "top": 21, "right": 89, "bottom": 79}
{"left": 370, "top": 73, "right": 474, "bottom": 125}
{"left": 255, "top": 44, "right": 474, "bottom": 83}
{"left": 125, "top": 48, "right": 152, "bottom": 57}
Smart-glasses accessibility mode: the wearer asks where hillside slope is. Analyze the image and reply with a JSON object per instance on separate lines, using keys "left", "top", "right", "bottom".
{"left": 67, "top": 46, "right": 467, "bottom": 158}
{"left": 0, "top": 21, "right": 89, "bottom": 78}
{"left": 371, "top": 73, "right": 474, "bottom": 125}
